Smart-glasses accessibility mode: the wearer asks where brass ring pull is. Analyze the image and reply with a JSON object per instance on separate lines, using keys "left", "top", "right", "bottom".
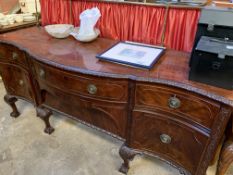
{"left": 87, "top": 84, "right": 97, "bottom": 95}
{"left": 39, "top": 69, "right": 45, "bottom": 78}
{"left": 12, "top": 52, "right": 19, "bottom": 60}
{"left": 168, "top": 96, "right": 181, "bottom": 109}
{"left": 19, "top": 80, "right": 24, "bottom": 86}
{"left": 160, "top": 134, "right": 172, "bottom": 144}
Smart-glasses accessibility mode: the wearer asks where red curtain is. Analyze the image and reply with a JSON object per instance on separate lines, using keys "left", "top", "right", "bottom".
{"left": 40, "top": 0, "right": 71, "bottom": 25}
{"left": 164, "top": 8, "right": 200, "bottom": 51}
{"left": 40, "top": 0, "right": 200, "bottom": 52}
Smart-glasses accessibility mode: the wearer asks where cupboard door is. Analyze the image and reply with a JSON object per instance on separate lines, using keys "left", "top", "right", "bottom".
{"left": 0, "top": 63, "right": 34, "bottom": 101}
{"left": 130, "top": 110, "right": 209, "bottom": 175}
{"left": 39, "top": 85, "right": 128, "bottom": 138}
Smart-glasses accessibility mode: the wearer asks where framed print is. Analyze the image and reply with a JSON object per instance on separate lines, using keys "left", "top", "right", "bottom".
{"left": 96, "top": 41, "right": 165, "bottom": 69}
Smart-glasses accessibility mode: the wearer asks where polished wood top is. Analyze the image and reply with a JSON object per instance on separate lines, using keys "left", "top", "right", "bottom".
{"left": 0, "top": 27, "right": 232, "bottom": 106}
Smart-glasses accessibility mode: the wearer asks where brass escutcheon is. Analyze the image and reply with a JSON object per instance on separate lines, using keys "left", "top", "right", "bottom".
{"left": 168, "top": 96, "right": 181, "bottom": 109}
{"left": 87, "top": 84, "right": 97, "bottom": 95}
{"left": 160, "top": 134, "right": 172, "bottom": 144}
{"left": 12, "top": 52, "right": 19, "bottom": 60}
{"left": 19, "top": 80, "right": 24, "bottom": 86}
{"left": 39, "top": 69, "right": 45, "bottom": 78}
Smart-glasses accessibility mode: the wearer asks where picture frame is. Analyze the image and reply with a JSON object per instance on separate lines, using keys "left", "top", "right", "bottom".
{"left": 96, "top": 41, "right": 165, "bottom": 69}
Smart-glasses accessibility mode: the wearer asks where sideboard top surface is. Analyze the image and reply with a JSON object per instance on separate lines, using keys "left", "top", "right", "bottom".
{"left": 0, "top": 27, "right": 232, "bottom": 106}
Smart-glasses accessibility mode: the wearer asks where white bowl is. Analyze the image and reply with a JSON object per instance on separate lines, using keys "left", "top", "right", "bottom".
{"left": 15, "top": 15, "right": 24, "bottom": 23}
{"left": 0, "top": 19, "right": 9, "bottom": 26}
{"left": 0, "top": 13, "right": 5, "bottom": 20}
{"left": 21, "top": 13, "right": 33, "bottom": 17}
{"left": 23, "top": 15, "right": 36, "bottom": 22}
{"left": 70, "top": 27, "right": 100, "bottom": 42}
{"left": 7, "top": 17, "right": 15, "bottom": 25}
{"left": 45, "top": 24, "right": 74, "bottom": 39}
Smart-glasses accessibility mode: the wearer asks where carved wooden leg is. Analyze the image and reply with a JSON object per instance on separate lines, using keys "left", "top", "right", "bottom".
{"left": 4, "top": 94, "right": 20, "bottom": 118}
{"left": 119, "top": 144, "right": 138, "bottom": 174}
{"left": 217, "top": 138, "right": 233, "bottom": 175}
{"left": 36, "top": 107, "right": 54, "bottom": 134}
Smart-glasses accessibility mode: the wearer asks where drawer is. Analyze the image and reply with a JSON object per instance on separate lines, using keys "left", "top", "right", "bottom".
{"left": 135, "top": 84, "right": 221, "bottom": 129}
{"left": 40, "top": 85, "right": 128, "bottom": 138}
{"left": 0, "top": 44, "right": 28, "bottom": 68}
{"left": 0, "top": 63, "right": 34, "bottom": 101}
{"left": 33, "top": 62, "right": 128, "bottom": 102}
{"left": 130, "top": 110, "right": 209, "bottom": 175}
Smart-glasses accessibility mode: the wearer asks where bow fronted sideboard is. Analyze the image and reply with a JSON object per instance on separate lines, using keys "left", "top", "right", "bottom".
{"left": 0, "top": 27, "right": 233, "bottom": 175}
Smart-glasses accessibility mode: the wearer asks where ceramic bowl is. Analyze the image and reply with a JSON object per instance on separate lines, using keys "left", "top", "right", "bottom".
{"left": 15, "top": 15, "right": 24, "bottom": 23}
{"left": 0, "top": 19, "right": 9, "bottom": 26}
{"left": 23, "top": 15, "right": 36, "bottom": 22}
{"left": 8, "top": 18, "right": 15, "bottom": 25}
{"left": 21, "top": 13, "right": 33, "bottom": 17}
{"left": 45, "top": 24, "right": 74, "bottom": 39}
{"left": 70, "top": 27, "right": 100, "bottom": 42}
{"left": 0, "top": 13, "right": 5, "bottom": 20}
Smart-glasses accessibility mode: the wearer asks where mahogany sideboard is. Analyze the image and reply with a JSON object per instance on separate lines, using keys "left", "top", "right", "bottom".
{"left": 0, "top": 27, "right": 233, "bottom": 175}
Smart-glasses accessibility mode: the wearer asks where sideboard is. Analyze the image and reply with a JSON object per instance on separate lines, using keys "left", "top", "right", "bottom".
{"left": 0, "top": 27, "right": 233, "bottom": 175}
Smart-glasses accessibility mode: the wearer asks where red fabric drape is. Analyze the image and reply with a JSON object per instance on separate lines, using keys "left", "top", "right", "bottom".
{"left": 164, "top": 8, "right": 200, "bottom": 51}
{"left": 40, "top": 0, "right": 71, "bottom": 25}
{"left": 40, "top": 0, "right": 200, "bottom": 52}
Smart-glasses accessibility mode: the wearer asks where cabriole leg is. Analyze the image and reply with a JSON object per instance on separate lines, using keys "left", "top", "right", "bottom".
{"left": 119, "top": 143, "right": 138, "bottom": 174}
{"left": 4, "top": 94, "right": 20, "bottom": 118}
{"left": 36, "top": 106, "right": 54, "bottom": 134}
{"left": 217, "top": 138, "right": 233, "bottom": 175}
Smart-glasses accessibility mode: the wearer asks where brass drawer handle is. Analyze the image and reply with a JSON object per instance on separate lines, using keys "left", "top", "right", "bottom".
{"left": 19, "top": 80, "right": 24, "bottom": 86}
{"left": 12, "top": 52, "right": 19, "bottom": 60}
{"left": 39, "top": 69, "right": 45, "bottom": 78}
{"left": 160, "top": 134, "right": 172, "bottom": 144}
{"left": 87, "top": 84, "right": 97, "bottom": 95}
{"left": 168, "top": 96, "right": 181, "bottom": 109}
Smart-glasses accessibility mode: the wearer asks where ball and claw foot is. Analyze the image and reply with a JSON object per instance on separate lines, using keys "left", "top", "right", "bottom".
{"left": 4, "top": 94, "right": 20, "bottom": 118}
{"left": 10, "top": 111, "right": 20, "bottom": 118}
{"left": 36, "top": 106, "right": 54, "bottom": 135}
{"left": 119, "top": 163, "right": 130, "bottom": 174}
{"left": 44, "top": 126, "right": 55, "bottom": 135}
{"left": 119, "top": 143, "right": 138, "bottom": 174}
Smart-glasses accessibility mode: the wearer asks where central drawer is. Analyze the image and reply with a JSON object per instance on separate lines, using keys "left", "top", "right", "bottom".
{"left": 33, "top": 61, "right": 128, "bottom": 102}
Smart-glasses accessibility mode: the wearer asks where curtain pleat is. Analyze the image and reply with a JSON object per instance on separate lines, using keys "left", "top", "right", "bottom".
{"left": 40, "top": 0, "right": 200, "bottom": 52}
{"left": 40, "top": 0, "right": 71, "bottom": 25}
{"left": 164, "top": 8, "right": 200, "bottom": 51}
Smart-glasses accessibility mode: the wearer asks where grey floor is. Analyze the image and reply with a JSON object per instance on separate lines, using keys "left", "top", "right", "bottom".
{"left": 0, "top": 82, "right": 232, "bottom": 175}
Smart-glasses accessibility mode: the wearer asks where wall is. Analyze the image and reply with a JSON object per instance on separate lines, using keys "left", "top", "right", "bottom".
{"left": 0, "top": 0, "right": 19, "bottom": 14}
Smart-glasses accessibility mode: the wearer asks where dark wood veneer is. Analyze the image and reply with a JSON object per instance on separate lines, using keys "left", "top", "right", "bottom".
{"left": 0, "top": 27, "right": 233, "bottom": 175}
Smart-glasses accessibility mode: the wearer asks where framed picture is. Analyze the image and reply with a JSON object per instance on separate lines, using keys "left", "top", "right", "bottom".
{"left": 96, "top": 41, "right": 165, "bottom": 69}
